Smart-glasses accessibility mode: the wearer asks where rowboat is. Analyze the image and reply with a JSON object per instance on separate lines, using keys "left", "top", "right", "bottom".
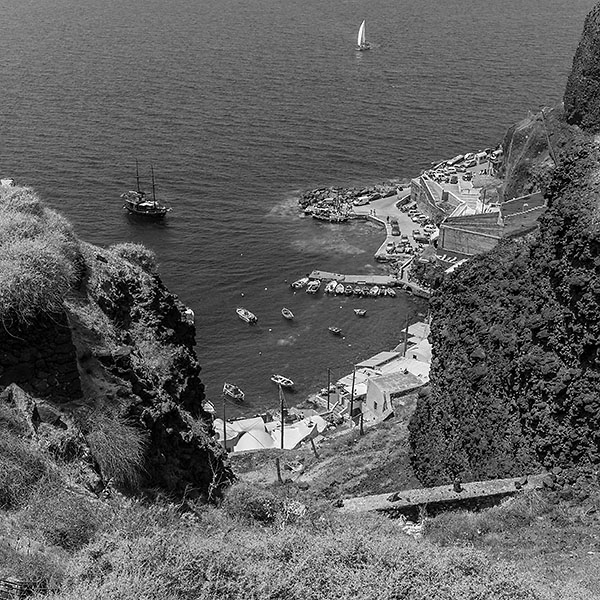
{"left": 281, "top": 307, "right": 294, "bottom": 320}
{"left": 354, "top": 308, "right": 367, "bottom": 317}
{"left": 271, "top": 374, "right": 294, "bottom": 388}
{"left": 223, "top": 382, "right": 245, "bottom": 402}
{"left": 236, "top": 307, "right": 257, "bottom": 323}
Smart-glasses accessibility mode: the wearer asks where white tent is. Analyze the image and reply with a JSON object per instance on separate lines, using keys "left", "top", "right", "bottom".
{"left": 233, "top": 429, "right": 276, "bottom": 452}
{"left": 271, "top": 420, "right": 318, "bottom": 450}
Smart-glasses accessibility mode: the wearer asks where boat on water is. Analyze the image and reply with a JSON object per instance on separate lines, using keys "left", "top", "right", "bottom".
{"left": 356, "top": 19, "right": 371, "bottom": 51}
{"left": 121, "top": 162, "right": 171, "bottom": 218}
{"left": 353, "top": 285, "right": 363, "bottom": 296}
{"left": 335, "top": 283, "right": 345, "bottom": 295}
{"left": 328, "top": 326, "right": 343, "bottom": 336}
{"left": 354, "top": 308, "right": 367, "bottom": 317}
{"left": 344, "top": 285, "right": 354, "bottom": 296}
{"left": 386, "top": 287, "right": 397, "bottom": 297}
{"left": 306, "top": 280, "right": 321, "bottom": 294}
{"left": 324, "top": 280, "right": 338, "bottom": 294}
{"left": 281, "top": 307, "right": 294, "bottom": 320}
{"left": 369, "top": 285, "right": 380, "bottom": 297}
{"left": 271, "top": 374, "right": 294, "bottom": 388}
{"left": 223, "top": 382, "right": 245, "bottom": 402}
{"left": 236, "top": 307, "right": 257, "bottom": 323}
{"left": 291, "top": 277, "right": 309, "bottom": 289}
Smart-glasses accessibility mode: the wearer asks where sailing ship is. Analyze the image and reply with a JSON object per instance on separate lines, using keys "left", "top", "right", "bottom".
{"left": 122, "top": 162, "right": 171, "bottom": 218}
{"left": 356, "top": 20, "right": 371, "bottom": 51}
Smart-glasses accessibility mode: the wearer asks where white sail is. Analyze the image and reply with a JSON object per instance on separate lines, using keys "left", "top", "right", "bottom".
{"left": 357, "top": 20, "right": 366, "bottom": 47}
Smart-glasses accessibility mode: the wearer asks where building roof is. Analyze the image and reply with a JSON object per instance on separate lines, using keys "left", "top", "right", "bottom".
{"left": 356, "top": 351, "right": 401, "bottom": 369}
{"left": 407, "top": 322, "right": 430, "bottom": 340}
{"left": 368, "top": 370, "right": 424, "bottom": 395}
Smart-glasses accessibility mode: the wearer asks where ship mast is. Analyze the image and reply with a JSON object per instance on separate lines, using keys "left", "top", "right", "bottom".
{"left": 135, "top": 159, "right": 142, "bottom": 194}
{"left": 151, "top": 164, "right": 156, "bottom": 205}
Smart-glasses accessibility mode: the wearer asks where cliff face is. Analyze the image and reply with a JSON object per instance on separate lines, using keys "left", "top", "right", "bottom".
{"left": 0, "top": 186, "right": 232, "bottom": 500}
{"left": 409, "top": 4, "right": 600, "bottom": 497}
{"left": 564, "top": 3, "right": 600, "bottom": 132}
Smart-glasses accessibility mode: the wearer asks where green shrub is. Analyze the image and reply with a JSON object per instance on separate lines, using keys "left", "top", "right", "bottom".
{"left": 221, "top": 483, "right": 284, "bottom": 524}
{"left": 109, "top": 242, "right": 157, "bottom": 273}
{"left": 84, "top": 409, "right": 147, "bottom": 491}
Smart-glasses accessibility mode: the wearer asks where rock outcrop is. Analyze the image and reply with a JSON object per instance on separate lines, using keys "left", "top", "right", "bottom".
{"left": 564, "top": 2, "right": 600, "bottom": 131}
{"left": 0, "top": 187, "right": 232, "bottom": 500}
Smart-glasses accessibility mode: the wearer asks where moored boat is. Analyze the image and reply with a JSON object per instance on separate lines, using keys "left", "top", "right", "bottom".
{"left": 328, "top": 326, "right": 343, "bottom": 336}
{"left": 386, "top": 287, "right": 397, "bottom": 297}
{"left": 236, "top": 307, "right": 258, "bottom": 323}
{"left": 353, "top": 285, "right": 362, "bottom": 296}
{"left": 324, "top": 280, "right": 338, "bottom": 294}
{"left": 291, "top": 277, "right": 309, "bottom": 289}
{"left": 344, "top": 285, "right": 353, "bottom": 296}
{"left": 369, "top": 285, "right": 380, "bottom": 297}
{"left": 354, "top": 308, "right": 367, "bottom": 317}
{"left": 335, "top": 283, "right": 345, "bottom": 295}
{"left": 121, "top": 162, "right": 171, "bottom": 218}
{"left": 223, "top": 382, "right": 245, "bottom": 402}
{"left": 306, "top": 279, "right": 321, "bottom": 294}
{"left": 271, "top": 374, "right": 294, "bottom": 388}
{"left": 281, "top": 307, "right": 294, "bottom": 320}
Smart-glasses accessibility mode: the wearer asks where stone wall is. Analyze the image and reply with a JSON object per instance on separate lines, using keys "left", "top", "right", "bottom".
{"left": 0, "top": 311, "right": 81, "bottom": 401}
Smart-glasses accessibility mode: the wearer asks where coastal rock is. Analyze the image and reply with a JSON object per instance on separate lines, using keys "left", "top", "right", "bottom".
{"left": 564, "top": 2, "right": 600, "bottom": 131}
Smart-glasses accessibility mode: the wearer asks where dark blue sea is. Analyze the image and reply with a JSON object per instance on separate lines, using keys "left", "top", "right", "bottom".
{"left": 0, "top": 0, "right": 594, "bottom": 415}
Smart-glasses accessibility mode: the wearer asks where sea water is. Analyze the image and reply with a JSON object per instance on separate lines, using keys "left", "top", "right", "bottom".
{"left": 0, "top": 0, "right": 594, "bottom": 415}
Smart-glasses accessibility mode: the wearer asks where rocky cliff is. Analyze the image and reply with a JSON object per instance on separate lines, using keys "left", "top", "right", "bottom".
{"left": 0, "top": 185, "right": 232, "bottom": 500}
{"left": 409, "top": 3, "right": 600, "bottom": 499}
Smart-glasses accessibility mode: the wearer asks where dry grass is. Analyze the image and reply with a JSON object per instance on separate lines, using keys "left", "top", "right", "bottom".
{"left": 0, "top": 186, "right": 82, "bottom": 323}
{"left": 109, "top": 242, "right": 157, "bottom": 274}
{"left": 84, "top": 408, "right": 148, "bottom": 491}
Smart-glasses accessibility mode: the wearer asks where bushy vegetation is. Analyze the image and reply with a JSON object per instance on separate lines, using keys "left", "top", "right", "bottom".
{"left": 410, "top": 122, "right": 600, "bottom": 489}
{"left": 109, "top": 242, "right": 157, "bottom": 273}
{"left": 0, "top": 186, "right": 82, "bottom": 323}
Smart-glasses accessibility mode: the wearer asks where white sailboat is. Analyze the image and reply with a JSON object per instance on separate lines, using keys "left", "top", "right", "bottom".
{"left": 356, "top": 20, "right": 370, "bottom": 51}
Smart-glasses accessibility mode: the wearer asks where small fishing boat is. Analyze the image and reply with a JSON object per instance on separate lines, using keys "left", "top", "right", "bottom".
{"left": 223, "top": 382, "right": 245, "bottom": 402}
{"left": 236, "top": 307, "right": 257, "bottom": 323}
{"left": 324, "top": 280, "right": 338, "bottom": 294}
{"left": 271, "top": 374, "right": 294, "bottom": 388}
{"left": 306, "top": 279, "right": 321, "bottom": 294}
{"left": 328, "top": 326, "right": 343, "bottom": 336}
{"left": 354, "top": 308, "right": 367, "bottom": 317}
{"left": 281, "top": 307, "right": 294, "bottom": 320}
{"left": 386, "top": 287, "right": 397, "bottom": 297}
{"left": 369, "top": 285, "right": 380, "bottom": 297}
{"left": 353, "top": 285, "right": 363, "bottom": 296}
{"left": 291, "top": 277, "right": 309, "bottom": 289}
{"left": 344, "top": 285, "right": 353, "bottom": 296}
{"left": 122, "top": 161, "right": 171, "bottom": 218}
{"left": 356, "top": 19, "right": 371, "bottom": 51}
{"left": 335, "top": 283, "right": 345, "bottom": 295}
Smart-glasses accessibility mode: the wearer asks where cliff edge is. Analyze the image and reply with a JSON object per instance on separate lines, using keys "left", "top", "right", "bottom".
{"left": 0, "top": 185, "right": 232, "bottom": 500}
